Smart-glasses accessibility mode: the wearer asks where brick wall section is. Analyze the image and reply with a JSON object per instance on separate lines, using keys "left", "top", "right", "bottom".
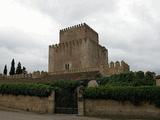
{"left": 0, "top": 92, "right": 55, "bottom": 113}
{"left": 84, "top": 99, "right": 160, "bottom": 119}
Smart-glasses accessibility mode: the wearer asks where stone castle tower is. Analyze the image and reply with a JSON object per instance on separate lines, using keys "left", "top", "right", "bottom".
{"left": 49, "top": 23, "right": 129, "bottom": 76}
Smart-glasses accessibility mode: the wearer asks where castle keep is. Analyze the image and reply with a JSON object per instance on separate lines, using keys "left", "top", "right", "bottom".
{"left": 49, "top": 23, "right": 129, "bottom": 76}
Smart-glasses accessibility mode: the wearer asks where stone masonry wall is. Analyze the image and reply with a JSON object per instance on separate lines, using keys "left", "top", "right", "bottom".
{"left": 49, "top": 23, "right": 130, "bottom": 76}
{"left": 60, "top": 23, "right": 98, "bottom": 43}
{"left": 0, "top": 71, "right": 48, "bottom": 80}
{"left": 49, "top": 38, "right": 108, "bottom": 73}
{"left": 100, "top": 61, "right": 130, "bottom": 76}
{"left": 0, "top": 92, "right": 55, "bottom": 113}
{"left": 156, "top": 79, "right": 160, "bottom": 86}
{"left": 84, "top": 99, "right": 160, "bottom": 119}
{"left": 49, "top": 39, "right": 88, "bottom": 72}
{"left": 87, "top": 39, "right": 108, "bottom": 68}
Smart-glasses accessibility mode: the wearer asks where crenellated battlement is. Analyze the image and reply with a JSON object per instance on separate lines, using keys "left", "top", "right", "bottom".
{"left": 49, "top": 38, "right": 87, "bottom": 52}
{"left": 0, "top": 71, "right": 48, "bottom": 80}
{"left": 60, "top": 23, "right": 84, "bottom": 32}
{"left": 49, "top": 23, "right": 130, "bottom": 76}
{"left": 60, "top": 23, "right": 98, "bottom": 34}
{"left": 109, "top": 61, "right": 129, "bottom": 69}
{"left": 60, "top": 23, "right": 99, "bottom": 43}
{"left": 104, "top": 60, "right": 129, "bottom": 75}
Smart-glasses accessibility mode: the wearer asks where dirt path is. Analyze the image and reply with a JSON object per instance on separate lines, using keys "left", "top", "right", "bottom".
{"left": 0, "top": 108, "right": 147, "bottom": 120}
{"left": 0, "top": 110, "right": 110, "bottom": 120}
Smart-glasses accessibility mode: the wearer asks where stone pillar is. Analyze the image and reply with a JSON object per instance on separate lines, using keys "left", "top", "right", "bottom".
{"left": 77, "top": 85, "right": 84, "bottom": 116}
{"left": 48, "top": 91, "right": 55, "bottom": 113}
{"left": 156, "top": 79, "right": 160, "bottom": 86}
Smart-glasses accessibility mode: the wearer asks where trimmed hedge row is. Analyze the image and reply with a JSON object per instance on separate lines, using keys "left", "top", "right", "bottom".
{"left": 0, "top": 83, "right": 52, "bottom": 97}
{"left": 48, "top": 80, "right": 79, "bottom": 89}
{"left": 97, "top": 71, "right": 156, "bottom": 86}
{"left": 0, "top": 80, "right": 79, "bottom": 97}
{"left": 84, "top": 86, "right": 160, "bottom": 107}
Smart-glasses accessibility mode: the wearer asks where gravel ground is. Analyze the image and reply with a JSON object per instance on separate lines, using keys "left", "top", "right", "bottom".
{"left": 0, "top": 110, "right": 110, "bottom": 120}
{"left": 0, "top": 108, "right": 147, "bottom": 120}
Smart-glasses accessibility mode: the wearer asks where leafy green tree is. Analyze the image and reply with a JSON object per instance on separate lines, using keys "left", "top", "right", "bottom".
{"left": 3, "top": 65, "right": 7, "bottom": 75}
{"left": 16, "top": 62, "right": 22, "bottom": 74}
{"left": 9, "top": 59, "right": 15, "bottom": 75}
{"left": 145, "top": 71, "right": 156, "bottom": 85}
{"left": 145, "top": 71, "right": 155, "bottom": 80}
{"left": 136, "top": 71, "right": 145, "bottom": 79}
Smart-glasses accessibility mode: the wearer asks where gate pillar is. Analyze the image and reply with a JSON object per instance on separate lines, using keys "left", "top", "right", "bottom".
{"left": 77, "top": 85, "right": 84, "bottom": 116}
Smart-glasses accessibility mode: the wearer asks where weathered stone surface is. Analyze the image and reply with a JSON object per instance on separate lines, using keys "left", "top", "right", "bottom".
{"left": 77, "top": 86, "right": 85, "bottom": 116}
{"left": 84, "top": 99, "right": 160, "bottom": 119}
{"left": 0, "top": 92, "right": 55, "bottom": 113}
{"left": 0, "top": 110, "right": 110, "bottom": 120}
{"left": 156, "top": 79, "right": 160, "bottom": 86}
{"left": 49, "top": 23, "right": 130, "bottom": 76}
{"left": 87, "top": 80, "right": 98, "bottom": 87}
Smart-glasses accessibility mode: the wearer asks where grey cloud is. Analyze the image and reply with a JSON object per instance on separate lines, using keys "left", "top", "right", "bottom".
{"left": 0, "top": 46, "right": 48, "bottom": 73}
{"left": 0, "top": 0, "right": 160, "bottom": 74}
{"left": 0, "top": 30, "right": 39, "bottom": 50}
{"left": 0, "top": 28, "right": 51, "bottom": 73}
{"left": 88, "top": 1, "right": 160, "bottom": 74}
{"left": 17, "top": 0, "right": 118, "bottom": 25}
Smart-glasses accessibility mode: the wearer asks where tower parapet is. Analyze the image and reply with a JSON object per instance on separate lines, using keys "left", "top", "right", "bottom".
{"left": 49, "top": 23, "right": 130, "bottom": 76}
{"left": 102, "top": 61, "right": 129, "bottom": 76}
{"left": 60, "top": 23, "right": 99, "bottom": 43}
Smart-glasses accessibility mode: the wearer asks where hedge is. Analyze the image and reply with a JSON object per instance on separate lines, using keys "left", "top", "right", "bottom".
{"left": 0, "top": 83, "right": 53, "bottom": 97}
{"left": 0, "top": 80, "right": 80, "bottom": 97}
{"left": 48, "top": 80, "right": 80, "bottom": 89}
{"left": 97, "top": 71, "right": 156, "bottom": 86}
{"left": 84, "top": 86, "right": 160, "bottom": 107}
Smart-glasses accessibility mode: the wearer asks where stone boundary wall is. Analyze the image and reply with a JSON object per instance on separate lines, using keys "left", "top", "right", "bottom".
{"left": 0, "top": 71, "right": 100, "bottom": 84}
{"left": 84, "top": 99, "right": 160, "bottom": 119}
{"left": 0, "top": 71, "right": 48, "bottom": 80}
{"left": 0, "top": 92, "right": 55, "bottom": 113}
{"left": 49, "top": 67, "right": 99, "bottom": 75}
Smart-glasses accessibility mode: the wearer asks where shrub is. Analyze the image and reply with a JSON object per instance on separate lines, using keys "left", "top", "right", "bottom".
{"left": 97, "top": 71, "right": 156, "bottom": 86}
{"left": 84, "top": 86, "right": 160, "bottom": 107}
{"left": 0, "top": 83, "right": 53, "bottom": 97}
{"left": 48, "top": 80, "right": 79, "bottom": 90}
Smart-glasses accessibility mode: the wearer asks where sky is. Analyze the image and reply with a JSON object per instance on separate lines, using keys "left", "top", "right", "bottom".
{"left": 0, "top": 0, "right": 160, "bottom": 74}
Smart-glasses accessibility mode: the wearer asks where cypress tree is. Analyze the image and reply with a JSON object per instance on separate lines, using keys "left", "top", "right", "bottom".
{"left": 3, "top": 65, "right": 7, "bottom": 75}
{"left": 16, "top": 62, "right": 22, "bottom": 74}
{"left": 9, "top": 59, "right": 15, "bottom": 75}
{"left": 22, "top": 66, "right": 27, "bottom": 74}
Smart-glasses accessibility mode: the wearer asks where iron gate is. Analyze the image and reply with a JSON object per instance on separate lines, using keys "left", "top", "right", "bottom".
{"left": 55, "top": 88, "right": 78, "bottom": 114}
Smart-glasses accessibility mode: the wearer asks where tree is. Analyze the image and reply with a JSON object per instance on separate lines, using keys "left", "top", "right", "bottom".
{"left": 22, "top": 66, "right": 27, "bottom": 74}
{"left": 16, "top": 62, "right": 22, "bottom": 74}
{"left": 145, "top": 71, "right": 156, "bottom": 85}
{"left": 3, "top": 65, "right": 7, "bottom": 75}
{"left": 9, "top": 59, "right": 15, "bottom": 75}
{"left": 136, "top": 71, "right": 145, "bottom": 79}
{"left": 145, "top": 71, "right": 155, "bottom": 80}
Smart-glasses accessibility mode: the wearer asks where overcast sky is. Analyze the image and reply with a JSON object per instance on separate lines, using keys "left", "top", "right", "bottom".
{"left": 0, "top": 0, "right": 160, "bottom": 74}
